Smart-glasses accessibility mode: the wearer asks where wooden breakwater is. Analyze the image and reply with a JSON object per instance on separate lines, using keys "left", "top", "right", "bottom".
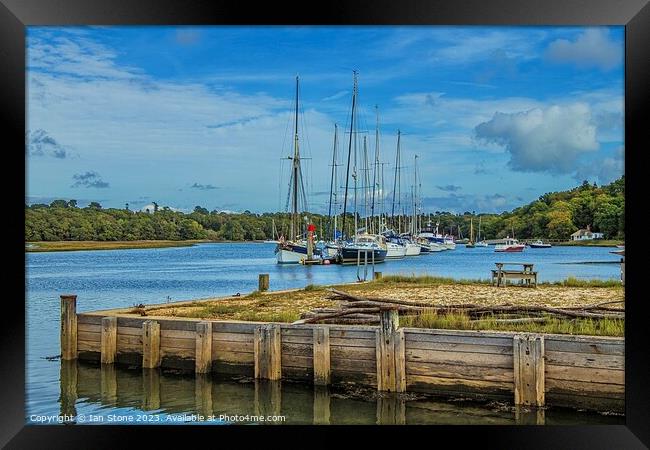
{"left": 62, "top": 295, "right": 625, "bottom": 412}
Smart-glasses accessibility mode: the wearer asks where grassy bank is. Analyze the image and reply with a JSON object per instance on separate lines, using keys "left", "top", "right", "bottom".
{"left": 25, "top": 240, "right": 211, "bottom": 252}
{"left": 135, "top": 275, "right": 624, "bottom": 337}
{"left": 555, "top": 240, "right": 624, "bottom": 247}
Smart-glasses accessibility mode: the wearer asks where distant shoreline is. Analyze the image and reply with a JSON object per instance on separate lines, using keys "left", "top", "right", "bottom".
{"left": 24, "top": 240, "right": 269, "bottom": 252}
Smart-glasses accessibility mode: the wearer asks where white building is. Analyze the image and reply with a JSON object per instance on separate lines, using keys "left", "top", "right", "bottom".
{"left": 570, "top": 225, "right": 604, "bottom": 241}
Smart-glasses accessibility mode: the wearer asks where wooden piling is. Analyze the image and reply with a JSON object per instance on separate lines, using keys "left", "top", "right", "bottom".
{"left": 373, "top": 271, "right": 383, "bottom": 280}
{"left": 60, "top": 295, "right": 78, "bottom": 360}
{"left": 59, "top": 359, "right": 78, "bottom": 418}
{"left": 142, "top": 320, "right": 161, "bottom": 369}
{"left": 195, "top": 321, "right": 213, "bottom": 374}
{"left": 259, "top": 273, "right": 270, "bottom": 292}
{"left": 376, "top": 307, "right": 406, "bottom": 392}
{"left": 142, "top": 369, "right": 161, "bottom": 411}
{"left": 100, "top": 316, "right": 117, "bottom": 364}
{"left": 313, "top": 327, "right": 331, "bottom": 385}
{"left": 254, "top": 324, "right": 282, "bottom": 380}
{"left": 513, "top": 334, "right": 545, "bottom": 407}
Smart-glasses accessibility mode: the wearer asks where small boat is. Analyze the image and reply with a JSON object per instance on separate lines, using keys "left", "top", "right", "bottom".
{"left": 475, "top": 216, "right": 488, "bottom": 246}
{"left": 336, "top": 234, "right": 388, "bottom": 265}
{"left": 495, "top": 237, "right": 525, "bottom": 252}
{"left": 529, "top": 239, "right": 552, "bottom": 248}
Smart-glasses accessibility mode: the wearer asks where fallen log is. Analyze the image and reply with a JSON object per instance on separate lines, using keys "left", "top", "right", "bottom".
{"left": 292, "top": 307, "right": 381, "bottom": 324}
{"left": 327, "top": 289, "right": 477, "bottom": 308}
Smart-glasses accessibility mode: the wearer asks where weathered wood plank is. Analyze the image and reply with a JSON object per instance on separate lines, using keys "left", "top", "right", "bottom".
{"left": 545, "top": 351, "right": 624, "bottom": 370}
{"left": 331, "top": 345, "right": 376, "bottom": 361}
{"left": 61, "top": 295, "right": 77, "bottom": 360}
{"left": 406, "top": 361, "right": 514, "bottom": 383}
{"left": 405, "top": 339, "right": 513, "bottom": 355}
{"left": 395, "top": 329, "right": 406, "bottom": 393}
{"left": 160, "top": 329, "right": 196, "bottom": 340}
{"left": 329, "top": 337, "right": 376, "bottom": 348}
{"left": 212, "top": 340, "right": 253, "bottom": 355}
{"left": 78, "top": 331, "right": 100, "bottom": 342}
{"left": 513, "top": 334, "right": 544, "bottom": 406}
{"left": 213, "top": 322, "right": 257, "bottom": 334}
{"left": 160, "top": 347, "right": 194, "bottom": 359}
{"left": 212, "top": 332, "right": 254, "bottom": 343}
{"left": 213, "top": 350, "right": 255, "bottom": 364}
{"left": 545, "top": 379, "right": 625, "bottom": 398}
{"left": 404, "top": 331, "right": 513, "bottom": 347}
{"left": 331, "top": 357, "right": 377, "bottom": 374}
{"left": 281, "top": 342, "right": 313, "bottom": 356}
{"left": 77, "top": 314, "right": 102, "bottom": 326}
{"left": 313, "top": 327, "right": 330, "bottom": 385}
{"left": 330, "top": 329, "right": 376, "bottom": 340}
{"left": 160, "top": 337, "right": 195, "bottom": 350}
{"left": 117, "top": 326, "right": 142, "bottom": 337}
{"left": 78, "top": 340, "right": 100, "bottom": 352}
{"left": 546, "top": 365, "right": 624, "bottom": 385}
{"left": 406, "top": 348, "right": 513, "bottom": 368}
{"left": 101, "top": 317, "right": 117, "bottom": 364}
{"left": 282, "top": 354, "right": 313, "bottom": 368}
{"left": 545, "top": 339, "right": 624, "bottom": 355}
{"left": 117, "top": 335, "right": 142, "bottom": 352}
{"left": 407, "top": 374, "right": 514, "bottom": 391}
{"left": 78, "top": 323, "right": 101, "bottom": 334}
{"left": 142, "top": 320, "right": 161, "bottom": 369}
{"left": 195, "top": 322, "right": 212, "bottom": 374}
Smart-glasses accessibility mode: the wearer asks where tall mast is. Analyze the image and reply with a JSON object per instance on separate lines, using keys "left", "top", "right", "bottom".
{"left": 413, "top": 155, "right": 418, "bottom": 235}
{"left": 290, "top": 75, "right": 300, "bottom": 240}
{"left": 327, "top": 124, "right": 338, "bottom": 241}
{"left": 370, "top": 105, "right": 379, "bottom": 234}
{"left": 391, "top": 130, "right": 401, "bottom": 232}
{"left": 341, "top": 71, "right": 357, "bottom": 241}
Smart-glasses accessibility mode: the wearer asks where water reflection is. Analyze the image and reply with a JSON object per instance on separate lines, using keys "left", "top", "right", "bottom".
{"left": 56, "top": 361, "right": 623, "bottom": 425}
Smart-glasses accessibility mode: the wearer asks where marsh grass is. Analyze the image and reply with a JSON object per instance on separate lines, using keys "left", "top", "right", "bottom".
{"left": 541, "top": 276, "right": 622, "bottom": 288}
{"left": 401, "top": 310, "right": 624, "bottom": 336}
{"left": 25, "top": 240, "right": 206, "bottom": 252}
{"left": 304, "top": 284, "right": 325, "bottom": 291}
{"left": 376, "top": 274, "right": 490, "bottom": 285}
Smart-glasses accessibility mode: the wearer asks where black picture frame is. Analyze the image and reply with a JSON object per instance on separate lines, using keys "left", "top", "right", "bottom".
{"left": 2, "top": 0, "right": 648, "bottom": 447}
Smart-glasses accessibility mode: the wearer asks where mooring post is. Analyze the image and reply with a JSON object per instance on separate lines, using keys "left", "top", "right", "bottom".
{"left": 313, "top": 326, "right": 331, "bottom": 385}
{"left": 195, "top": 321, "right": 213, "bottom": 374}
{"left": 259, "top": 273, "right": 270, "bottom": 292}
{"left": 100, "top": 316, "right": 117, "bottom": 364}
{"left": 374, "top": 271, "right": 383, "bottom": 281}
{"left": 513, "top": 334, "right": 545, "bottom": 407}
{"left": 254, "top": 324, "right": 282, "bottom": 380}
{"left": 60, "top": 294, "right": 78, "bottom": 360}
{"left": 142, "top": 368, "right": 161, "bottom": 411}
{"left": 142, "top": 320, "right": 161, "bottom": 369}
{"left": 376, "top": 306, "right": 406, "bottom": 392}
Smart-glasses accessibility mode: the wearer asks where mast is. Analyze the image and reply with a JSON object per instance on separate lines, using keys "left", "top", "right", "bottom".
{"left": 413, "top": 155, "right": 418, "bottom": 235}
{"left": 370, "top": 105, "right": 379, "bottom": 235}
{"left": 290, "top": 75, "right": 300, "bottom": 240}
{"left": 391, "top": 130, "right": 401, "bottom": 232}
{"left": 341, "top": 71, "right": 357, "bottom": 242}
{"left": 327, "top": 124, "right": 338, "bottom": 241}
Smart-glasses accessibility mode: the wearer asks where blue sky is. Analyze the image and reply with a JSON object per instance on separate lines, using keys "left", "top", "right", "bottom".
{"left": 26, "top": 26, "right": 624, "bottom": 214}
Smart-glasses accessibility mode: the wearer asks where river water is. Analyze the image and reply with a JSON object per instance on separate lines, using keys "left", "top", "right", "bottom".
{"left": 25, "top": 243, "right": 624, "bottom": 425}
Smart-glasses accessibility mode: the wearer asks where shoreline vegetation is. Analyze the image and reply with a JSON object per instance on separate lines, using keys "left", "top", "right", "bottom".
{"left": 25, "top": 238, "right": 623, "bottom": 252}
{"left": 128, "top": 275, "right": 624, "bottom": 337}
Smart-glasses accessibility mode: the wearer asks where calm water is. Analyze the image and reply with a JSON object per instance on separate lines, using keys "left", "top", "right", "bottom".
{"left": 26, "top": 243, "right": 623, "bottom": 425}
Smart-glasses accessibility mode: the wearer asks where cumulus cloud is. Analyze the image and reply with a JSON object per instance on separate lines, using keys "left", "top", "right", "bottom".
{"left": 436, "top": 185, "right": 462, "bottom": 192}
{"left": 474, "top": 103, "right": 599, "bottom": 174}
{"left": 26, "top": 129, "right": 68, "bottom": 158}
{"left": 545, "top": 28, "right": 622, "bottom": 71}
{"left": 71, "top": 171, "right": 110, "bottom": 188}
{"left": 190, "top": 183, "right": 219, "bottom": 190}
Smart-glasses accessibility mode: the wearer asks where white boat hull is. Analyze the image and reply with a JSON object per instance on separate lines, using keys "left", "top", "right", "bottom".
{"left": 276, "top": 249, "right": 304, "bottom": 264}
{"left": 385, "top": 243, "right": 407, "bottom": 259}
{"left": 405, "top": 243, "right": 421, "bottom": 256}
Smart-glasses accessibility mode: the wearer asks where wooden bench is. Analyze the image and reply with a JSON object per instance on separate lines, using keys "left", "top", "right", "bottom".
{"left": 492, "top": 263, "right": 537, "bottom": 287}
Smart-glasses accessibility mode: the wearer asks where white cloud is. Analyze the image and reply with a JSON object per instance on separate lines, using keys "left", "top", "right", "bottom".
{"left": 574, "top": 146, "right": 624, "bottom": 185}
{"left": 474, "top": 103, "right": 599, "bottom": 174}
{"left": 545, "top": 28, "right": 622, "bottom": 71}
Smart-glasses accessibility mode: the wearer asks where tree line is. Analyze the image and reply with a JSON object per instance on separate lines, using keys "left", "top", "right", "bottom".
{"left": 25, "top": 177, "right": 624, "bottom": 242}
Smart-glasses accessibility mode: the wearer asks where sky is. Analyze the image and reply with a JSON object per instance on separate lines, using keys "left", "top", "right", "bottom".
{"left": 26, "top": 26, "right": 624, "bottom": 214}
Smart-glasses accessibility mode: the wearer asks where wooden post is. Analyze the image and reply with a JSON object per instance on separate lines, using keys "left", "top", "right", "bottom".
{"left": 376, "top": 307, "right": 406, "bottom": 392}
{"left": 621, "top": 258, "right": 625, "bottom": 285}
{"left": 313, "top": 327, "right": 331, "bottom": 385}
{"left": 59, "top": 359, "right": 78, "bottom": 419}
{"left": 60, "top": 295, "right": 77, "bottom": 360}
{"left": 195, "top": 373, "right": 213, "bottom": 418}
{"left": 259, "top": 273, "right": 270, "bottom": 292}
{"left": 254, "top": 324, "right": 282, "bottom": 380}
{"left": 196, "top": 321, "right": 213, "bottom": 374}
{"left": 373, "top": 271, "right": 383, "bottom": 280}
{"left": 100, "top": 316, "right": 117, "bottom": 364}
{"left": 142, "top": 320, "right": 161, "bottom": 369}
{"left": 513, "top": 334, "right": 545, "bottom": 407}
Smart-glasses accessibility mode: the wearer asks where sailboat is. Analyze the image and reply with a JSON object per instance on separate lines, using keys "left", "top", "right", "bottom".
{"left": 275, "top": 76, "right": 321, "bottom": 264}
{"left": 335, "top": 71, "right": 387, "bottom": 265}
{"left": 476, "top": 215, "right": 488, "bottom": 247}
{"left": 465, "top": 217, "right": 475, "bottom": 248}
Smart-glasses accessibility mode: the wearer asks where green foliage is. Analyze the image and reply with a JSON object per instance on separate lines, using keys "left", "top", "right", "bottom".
{"left": 25, "top": 177, "right": 624, "bottom": 243}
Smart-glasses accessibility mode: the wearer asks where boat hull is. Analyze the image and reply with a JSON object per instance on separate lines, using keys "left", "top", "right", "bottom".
{"left": 529, "top": 244, "right": 552, "bottom": 248}
{"left": 276, "top": 242, "right": 321, "bottom": 264}
{"left": 404, "top": 243, "right": 421, "bottom": 256}
{"left": 494, "top": 245, "right": 525, "bottom": 252}
{"left": 385, "top": 243, "right": 407, "bottom": 259}
{"left": 337, "top": 247, "right": 388, "bottom": 265}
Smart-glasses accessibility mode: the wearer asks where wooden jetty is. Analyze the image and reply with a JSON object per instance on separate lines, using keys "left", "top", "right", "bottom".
{"left": 62, "top": 294, "right": 625, "bottom": 413}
